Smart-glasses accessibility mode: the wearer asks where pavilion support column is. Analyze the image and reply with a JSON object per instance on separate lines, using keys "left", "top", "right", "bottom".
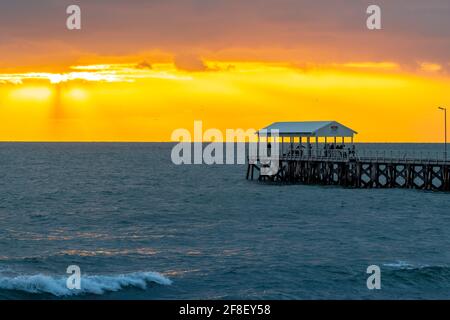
{"left": 315, "top": 136, "right": 319, "bottom": 158}
{"left": 307, "top": 137, "right": 311, "bottom": 157}
{"left": 289, "top": 137, "right": 295, "bottom": 156}
{"left": 299, "top": 137, "right": 303, "bottom": 157}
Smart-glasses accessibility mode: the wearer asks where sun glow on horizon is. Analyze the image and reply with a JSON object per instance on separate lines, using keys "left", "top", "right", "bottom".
{"left": 9, "top": 86, "right": 53, "bottom": 101}
{"left": 0, "top": 60, "right": 450, "bottom": 142}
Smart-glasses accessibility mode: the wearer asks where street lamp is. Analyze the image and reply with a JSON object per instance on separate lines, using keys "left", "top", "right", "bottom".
{"left": 438, "top": 107, "right": 447, "bottom": 160}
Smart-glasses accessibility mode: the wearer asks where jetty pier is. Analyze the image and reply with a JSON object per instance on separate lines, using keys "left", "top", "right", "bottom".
{"left": 246, "top": 121, "right": 450, "bottom": 191}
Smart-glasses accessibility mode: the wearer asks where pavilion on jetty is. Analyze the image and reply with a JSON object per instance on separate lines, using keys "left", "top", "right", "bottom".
{"left": 246, "top": 121, "right": 450, "bottom": 191}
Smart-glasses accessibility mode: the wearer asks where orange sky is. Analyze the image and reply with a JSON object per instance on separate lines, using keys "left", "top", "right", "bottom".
{"left": 0, "top": 1, "right": 449, "bottom": 142}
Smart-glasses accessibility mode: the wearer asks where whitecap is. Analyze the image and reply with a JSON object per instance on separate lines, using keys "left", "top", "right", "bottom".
{"left": 0, "top": 271, "right": 172, "bottom": 296}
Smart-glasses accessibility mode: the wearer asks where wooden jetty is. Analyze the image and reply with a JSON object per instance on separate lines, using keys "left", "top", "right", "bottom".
{"left": 246, "top": 121, "right": 450, "bottom": 191}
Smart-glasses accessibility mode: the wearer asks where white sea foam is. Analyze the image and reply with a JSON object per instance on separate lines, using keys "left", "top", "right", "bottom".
{"left": 0, "top": 271, "right": 172, "bottom": 296}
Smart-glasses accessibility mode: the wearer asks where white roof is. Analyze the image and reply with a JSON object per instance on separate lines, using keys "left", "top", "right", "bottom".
{"left": 257, "top": 121, "right": 357, "bottom": 137}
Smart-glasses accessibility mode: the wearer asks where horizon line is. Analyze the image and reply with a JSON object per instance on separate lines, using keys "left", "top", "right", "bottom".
{"left": 0, "top": 141, "right": 447, "bottom": 144}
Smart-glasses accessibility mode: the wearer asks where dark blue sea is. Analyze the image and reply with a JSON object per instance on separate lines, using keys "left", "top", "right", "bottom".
{"left": 1, "top": 143, "right": 450, "bottom": 300}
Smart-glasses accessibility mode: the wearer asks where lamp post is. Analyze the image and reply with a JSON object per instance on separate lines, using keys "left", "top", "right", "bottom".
{"left": 438, "top": 107, "right": 447, "bottom": 160}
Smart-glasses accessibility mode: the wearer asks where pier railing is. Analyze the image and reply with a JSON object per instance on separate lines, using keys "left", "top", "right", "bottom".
{"left": 355, "top": 150, "right": 450, "bottom": 164}
{"left": 250, "top": 149, "right": 450, "bottom": 165}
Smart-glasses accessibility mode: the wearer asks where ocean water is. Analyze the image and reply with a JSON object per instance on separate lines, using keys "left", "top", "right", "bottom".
{"left": 1, "top": 142, "right": 450, "bottom": 300}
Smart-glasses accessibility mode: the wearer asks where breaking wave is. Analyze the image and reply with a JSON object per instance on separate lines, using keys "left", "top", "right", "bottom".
{"left": 0, "top": 271, "right": 172, "bottom": 296}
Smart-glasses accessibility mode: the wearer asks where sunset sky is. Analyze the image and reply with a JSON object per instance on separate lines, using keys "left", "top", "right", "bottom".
{"left": 1, "top": 0, "right": 450, "bottom": 142}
